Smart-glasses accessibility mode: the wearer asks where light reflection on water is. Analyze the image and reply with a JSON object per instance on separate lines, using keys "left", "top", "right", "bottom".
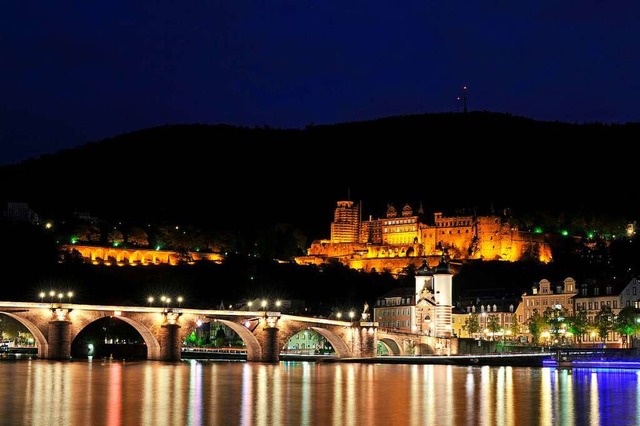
{"left": 0, "top": 360, "right": 638, "bottom": 425}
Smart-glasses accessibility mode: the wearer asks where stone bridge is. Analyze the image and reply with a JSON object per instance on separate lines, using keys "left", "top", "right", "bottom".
{"left": 0, "top": 301, "right": 417, "bottom": 363}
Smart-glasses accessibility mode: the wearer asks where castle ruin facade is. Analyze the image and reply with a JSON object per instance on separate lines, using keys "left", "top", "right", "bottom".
{"left": 295, "top": 201, "right": 552, "bottom": 275}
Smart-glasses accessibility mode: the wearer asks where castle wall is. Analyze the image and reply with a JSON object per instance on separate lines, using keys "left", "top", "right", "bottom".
{"left": 419, "top": 226, "right": 438, "bottom": 255}
{"left": 476, "top": 218, "right": 506, "bottom": 260}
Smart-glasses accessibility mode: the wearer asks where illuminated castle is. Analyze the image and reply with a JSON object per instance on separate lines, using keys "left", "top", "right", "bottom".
{"left": 295, "top": 200, "right": 552, "bottom": 275}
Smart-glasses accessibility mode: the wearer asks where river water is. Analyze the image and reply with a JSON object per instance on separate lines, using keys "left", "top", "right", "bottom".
{"left": 0, "top": 358, "right": 637, "bottom": 425}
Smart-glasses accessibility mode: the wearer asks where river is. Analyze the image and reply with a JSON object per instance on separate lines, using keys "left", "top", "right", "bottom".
{"left": 0, "top": 358, "right": 637, "bottom": 425}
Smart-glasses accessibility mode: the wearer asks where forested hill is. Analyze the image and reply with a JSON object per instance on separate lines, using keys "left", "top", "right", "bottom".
{"left": 1, "top": 111, "right": 638, "bottom": 241}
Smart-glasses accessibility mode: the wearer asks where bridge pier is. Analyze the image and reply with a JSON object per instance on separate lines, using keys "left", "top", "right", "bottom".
{"left": 261, "top": 327, "right": 280, "bottom": 363}
{"left": 48, "top": 320, "right": 72, "bottom": 360}
{"left": 350, "top": 322, "right": 378, "bottom": 358}
{"left": 159, "top": 324, "right": 182, "bottom": 361}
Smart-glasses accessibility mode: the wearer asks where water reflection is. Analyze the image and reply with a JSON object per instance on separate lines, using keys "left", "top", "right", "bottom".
{"left": 0, "top": 360, "right": 638, "bottom": 425}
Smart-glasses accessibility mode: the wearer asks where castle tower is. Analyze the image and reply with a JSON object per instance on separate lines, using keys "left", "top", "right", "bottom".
{"left": 330, "top": 201, "right": 360, "bottom": 243}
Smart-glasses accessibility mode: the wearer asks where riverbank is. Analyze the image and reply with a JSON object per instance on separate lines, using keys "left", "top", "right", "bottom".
{"left": 318, "top": 353, "right": 553, "bottom": 367}
{"left": 181, "top": 350, "right": 554, "bottom": 366}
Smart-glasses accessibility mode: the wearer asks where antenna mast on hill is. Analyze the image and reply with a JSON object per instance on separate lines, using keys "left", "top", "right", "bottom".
{"left": 462, "top": 85, "right": 468, "bottom": 113}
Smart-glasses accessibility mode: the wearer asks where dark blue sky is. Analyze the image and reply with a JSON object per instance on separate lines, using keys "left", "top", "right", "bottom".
{"left": 2, "top": 2, "right": 640, "bottom": 165}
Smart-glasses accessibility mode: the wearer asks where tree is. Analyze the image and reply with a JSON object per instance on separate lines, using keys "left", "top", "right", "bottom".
{"left": 566, "top": 310, "right": 589, "bottom": 347}
{"left": 73, "top": 222, "right": 101, "bottom": 244}
{"left": 594, "top": 305, "right": 615, "bottom": 344}
{"left": 615, "top": 306, "right": 638, "bottom": 347}
{"left": 126, "top": 226, "right": 149, "bottom": 247}
{"left": 214, "top": 327, "right": 226, "bottom": 347}
{"left": 544, "top": 306, "right": 568, "bottom": 345}
{"left": 527, "top": 309, "right": 546, "bottom": 345}
{"left": 463, "top": 315, "right": 480, "bottom": 338}
{"left": 173, "top": 247, "right": 193, "bottom": 265}
{"left": 58, "top": 247, "right": 85, "bottom": 265}
{"left": 509, "top": 314, "right": 521, "bottom": 341}
{"left": 184, "top": 331, "right": 205, "bottom": 347}
{"left": 106, "top": 229, "right": 124, "bottom": 246}
{"left": 487, "top": 314, "right": 501, "bottom": 340}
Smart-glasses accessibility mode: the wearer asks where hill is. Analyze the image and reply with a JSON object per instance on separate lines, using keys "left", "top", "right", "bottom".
{"left": 1, "top": 111, "right": 639, "bottom": 242}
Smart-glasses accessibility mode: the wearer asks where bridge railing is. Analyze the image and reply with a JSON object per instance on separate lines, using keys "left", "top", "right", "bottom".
{"left": 181, "top": 347, "right": 247, "bottom": 354}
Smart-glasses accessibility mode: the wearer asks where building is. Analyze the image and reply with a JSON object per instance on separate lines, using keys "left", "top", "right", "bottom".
{"left": 572, "top": 278, "right": 633, "bottom": 348}
{"left": 295, "top": 200, "right": 552, "bottom": 275}
{"left": 517, "top": 277, "right": 578, "bottom": 324}
{"left": 453, "top": 297, "right": 519, "bottom": 340}
{"left": 3, "top": 202, "right": 39, "bottom": 224}
{"left": 619, "top": 277, "right": 640, "bottom": 309}
{"left": 374, "top": 256, "right": 454, "bottom": 337}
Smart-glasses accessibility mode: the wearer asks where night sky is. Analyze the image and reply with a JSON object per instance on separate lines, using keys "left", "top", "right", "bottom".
{"left": 2, "top": 2, "right": 640, "bottom": 166}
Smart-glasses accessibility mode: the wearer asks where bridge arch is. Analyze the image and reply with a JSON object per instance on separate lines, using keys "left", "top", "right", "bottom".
{"left": 198, "top": 318, "right": 263, "bottom": 362}
{"left": 308, "top": 327, "right": 350, "bottom": 357}
{"left": 378, "top": 337, "right": 403, "bottom": 356}
{"left": 0, "top": 312, "right": 49, "bottom": 359}
{"left": 415, "top": 342, "right": 433, "bottom": 355}
{"left": 272, "top": 317, "right": 361, "bottom": 358}
{"left": 68, "top": 311, "right": 162, "bottom": 360}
